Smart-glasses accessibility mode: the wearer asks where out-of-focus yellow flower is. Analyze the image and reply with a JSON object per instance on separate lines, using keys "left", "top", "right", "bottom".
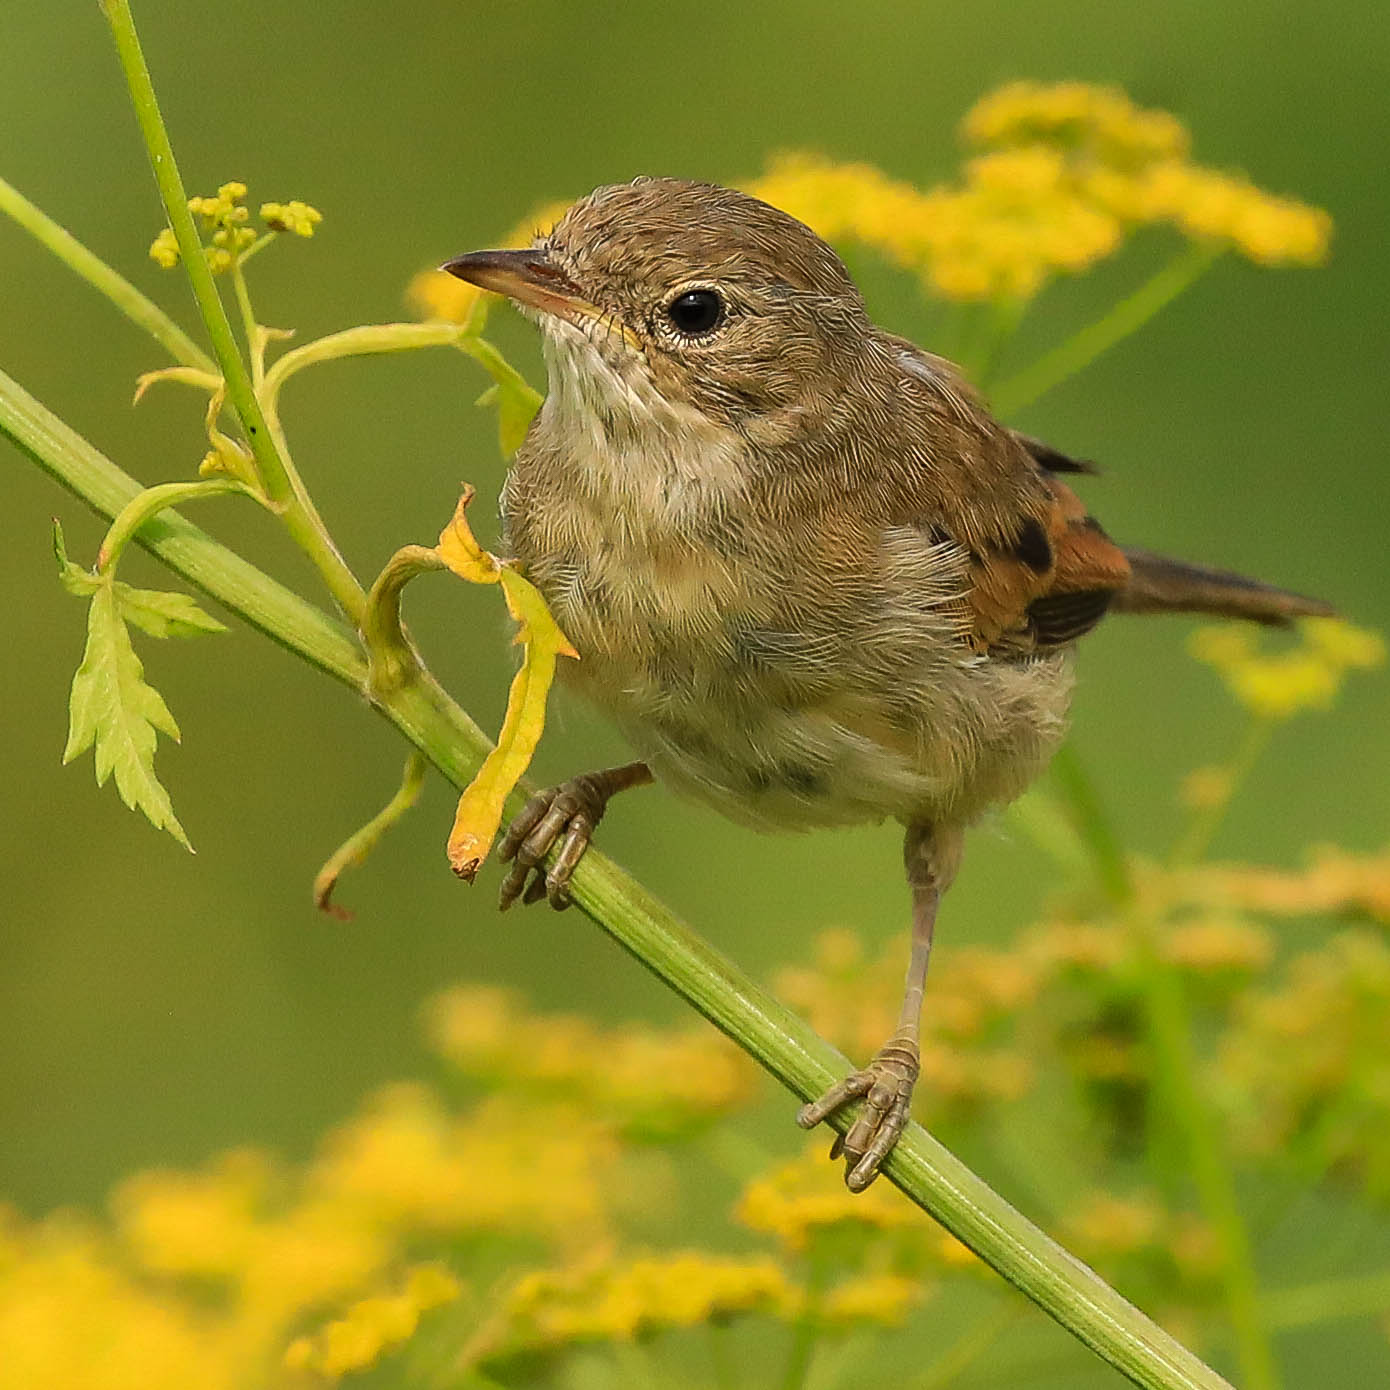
{"left": 506, "top": 197, "right": 576, "bottom": 249}
{"left": 0, "top": 1215, "right": 232, "bottom": 1390}
{"left": 408, "top": 199, "right": 574, "bottom": 326}
{"left": 1185, "top": 845, "right": 1390, "bottom": 925}
{"left": 111, "top": 1147, "right": 273, "bottom": 1279}
{"left": 963, "top": 81, "right": 1190, "bottom": 169}
{"left": 1063, "top": 1191, "right": 1221, "bottom": 1289}
{"left": 407, "top": 268, "right": 483, "bottom": 325}
{"left": 423, "top": 985, "right": 754, "bottom": 1138}
{"left": 735, "top": 1148, "right": 924, "bottom": 1253}
{"left": 744, "top": 84, "right": 1330, "bottom": 303}
{"left": 1165, "top": 916, "right": 1274, "bottom": 977}
{"left": 1190, "top": 619, "right": 1383, "bottom": 720}
{"left": 308, "top": 1083, "right": 615, "bottom": 1251}
{"left": 283, "top": 1263, "right": 462, "bottom": 1379}
{"left": 465, "top": 1251, "right": 795, "bottom": 1367}
{"left": 1180, "top": 765, "right": 1234, "bottom": 810}
{"left": 1218, "top": 930, "right": 1390, "bottom": 1192}
{"left": 260, "top": 199, "right": 322, "bottom": 237}
{"left": 820, "top": 1272, "right": 925, "bottom": 1327}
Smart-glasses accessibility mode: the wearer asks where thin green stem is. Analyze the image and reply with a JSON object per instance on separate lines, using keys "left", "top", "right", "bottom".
{"left": 1052, "top": 743, "right": 1278, "bottom": 1387}
{"left": 229, "top": 261, "right": 263, "bottom": 388}
{"left": 1260, "top": 1268, "right": 1390, "bottom": 1331}
{"left": 96, "top": 476, "right": 259, "bottom": 572}
{"left": 781, "top": 1251, "right": 831, "bottom": 1390}
{"left": 992, "top": 243, "right": 1222, "bottom": 416}
{"left": 100, "top": 0, "right": 365, "bottom": 622}
{"left": 0, "top": 173, "right": 214, "bottom": 373}
{"left": 911, "top": 1301, "right": 1022, "bottom": 1390}
{"left": 3, "top": 360, "right": 1235, "bottom": 1390}
{"left": 1049, "top": 743, "right": 1135, "bottom": 908}
{"left": 1131, "top": 909, "right": 1280, "bottom": 1390}
{"left": 1168, "top": 719, "right": 1275, "bottom": 869}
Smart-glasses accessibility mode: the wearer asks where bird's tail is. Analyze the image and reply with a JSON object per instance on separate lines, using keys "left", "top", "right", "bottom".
{"left": 1113, "top": 548, "right": 1335, "bottom": 627}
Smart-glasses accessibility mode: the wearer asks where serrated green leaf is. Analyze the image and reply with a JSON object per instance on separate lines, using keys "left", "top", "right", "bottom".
{"left": 52, "top": 517, "right": 99, "bottom": 597}
{"left": 63, "top": 580, "right": 192, "bottom": 851}
{"left": 115, "top": 582, "right": 227, "bottom": 638}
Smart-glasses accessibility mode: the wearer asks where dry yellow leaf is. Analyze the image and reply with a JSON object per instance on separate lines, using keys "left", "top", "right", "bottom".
{"left": 434, "top": 490, "right": 577, "bottom": 880}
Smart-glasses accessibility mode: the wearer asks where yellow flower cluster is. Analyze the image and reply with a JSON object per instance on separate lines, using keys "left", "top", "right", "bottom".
{"left": 423, "top": 984, "right": 754, "bottom": 1138}
{"left": 1185, "top": 845, "right": 1390, "bottom": 925}
{"left": 149, "top": 182, "right": 323, "bottom": 273}
{"left": 259, "top": 199, "right": 322, "bottom": 237}
{"left": 819, "top": 1272, "right": 925, "bottom": 1327}
{"left": 1189, "top": 617, "right": 1384, "bottom": 720}
{"left": 1062, "top": 1191, "right": 1220, "bottom": 1290}
{"left": 736, "top": 1147, "right": 924, "bottom": 1253}
{"left": 0, "top": 1212, "right": 231, "bottom": 1390}
{"left": 465, "top": 1251, "right": 795, "bottom": 1367}
{"left": 1218, "top": 930, "right": 1390, "bottom": 1192}
{"left": 745, "top": 82, "right": 1330, "bottom": 301}
{"left": 308, "top": 1083, "right": 615, "bottom": 1251}
{"left": 284, "top": 1263, "right": 461, "bottom": 1379}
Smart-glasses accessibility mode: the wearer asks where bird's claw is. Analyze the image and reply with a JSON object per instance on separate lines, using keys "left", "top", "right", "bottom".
{"left": 497, "top": 775, "right": 609, "bottom": 911}
{"left": 797, "top": 1035, "right": 920, "bottom": 1191}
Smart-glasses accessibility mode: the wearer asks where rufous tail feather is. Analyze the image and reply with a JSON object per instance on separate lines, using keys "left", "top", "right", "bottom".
{"left": 1114, "top": 548, "right": 1335, "bottom": 627}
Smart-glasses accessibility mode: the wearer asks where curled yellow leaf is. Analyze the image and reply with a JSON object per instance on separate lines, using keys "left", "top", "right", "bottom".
{"left": 430, "top": 489, "right": 577, "bottom": 880}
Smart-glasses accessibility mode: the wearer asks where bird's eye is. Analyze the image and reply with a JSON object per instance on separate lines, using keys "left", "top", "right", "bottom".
{"left": 666, "top": 288, "right": 724, "bottom": 336}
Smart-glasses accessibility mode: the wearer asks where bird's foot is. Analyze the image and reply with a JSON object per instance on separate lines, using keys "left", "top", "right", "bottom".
{"left": 497, "top": 763, "right": 650, "bottom": 911}
{"left": 797, "top": 1033, "right": 920, "bottom": 1191}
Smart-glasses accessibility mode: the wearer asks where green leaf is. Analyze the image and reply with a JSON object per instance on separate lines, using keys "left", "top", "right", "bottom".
{"left": 458, "top": 337, "right": 542, "bottom": 459}
{"left": 53, "top": 517, "right": 98, "bottom": 596}
{"left": 55, "top": 517, "right": 227, "bottom": 637}
{"left": 116, "top": 583, "right": 227, "bottom": 639}
{"left": 63, "top": 579, "right": 193, "bottom": 850}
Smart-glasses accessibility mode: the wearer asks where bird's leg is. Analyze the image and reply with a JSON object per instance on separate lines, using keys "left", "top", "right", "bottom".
{"left": 497, "top": 761, "right": 653, "bottom": 911}
{"left": 798, "top": 821, "right": 961, "bottom": 1191}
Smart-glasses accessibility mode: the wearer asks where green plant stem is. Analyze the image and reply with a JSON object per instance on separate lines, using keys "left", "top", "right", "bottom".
{"left": 96, "top": 476, "right": 259, "bottom": 571}
{"left": 1260, "top": 1268, "right": 1390, "bottom": 1331}
{"left": 1052, "top": 743, "right": 1278, "bottom": 1386}
{"left": 2, "top": 362, "right": 1233, "bottom": 1390}
{"left": 0, "top": 174, "right": 215, "bottom": 373}
{"left": 1169, "top": 719, "right": 1275, "bottom": 869}
{"left": 912, "top": 1301, "right": 1022, "bottom": 1390}
{"left": 992, "top": 243, "right": 1222, "bottom": 416}
{"left": 100, "top": 0, "right": 365, "bottom": 624}
{"left": 1132, "top": 910, "right": 1279, "bottom": 1390}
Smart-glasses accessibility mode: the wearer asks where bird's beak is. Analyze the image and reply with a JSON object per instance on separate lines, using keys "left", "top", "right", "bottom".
{"left": 441, "top": 248, "right": 605, "bottom": 332}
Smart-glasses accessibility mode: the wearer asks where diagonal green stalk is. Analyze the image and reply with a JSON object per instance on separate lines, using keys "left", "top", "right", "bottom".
{"left": 99, "top": 0, "right": 365, "bottom": 624}
{"left": 0, "top": 174, "right": 215, "bottom": 373}
{"left": 2, "top": 362, "right": 1233, "bottom": 1390}
{"left": 991, "top": 242, "right": 1222, "bottom": 417}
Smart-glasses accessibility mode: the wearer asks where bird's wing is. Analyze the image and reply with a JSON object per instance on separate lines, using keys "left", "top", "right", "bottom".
{"left": 884, "top": 341, "right": 1130, "bottom": 654}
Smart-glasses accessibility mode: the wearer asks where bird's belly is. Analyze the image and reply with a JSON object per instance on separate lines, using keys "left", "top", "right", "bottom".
{"left": 526, "top": 533, "right": 1075, "bottom": 833}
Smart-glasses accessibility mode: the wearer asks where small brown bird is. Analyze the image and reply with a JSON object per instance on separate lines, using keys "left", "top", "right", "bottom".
{"left": 444, "top": 177, "right": 1332, "bottom": 1190}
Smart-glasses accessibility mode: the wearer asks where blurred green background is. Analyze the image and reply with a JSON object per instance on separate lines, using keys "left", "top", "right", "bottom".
{"left": 2, "top": 0, "right": 1386, "bottom": 1326}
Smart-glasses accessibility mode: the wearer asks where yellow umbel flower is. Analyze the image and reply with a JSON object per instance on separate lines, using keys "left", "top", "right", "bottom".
{"left": 820, "top": 1272, "right": 925, "bottom": 1327}
{"left": 423, "top": 984, "right": 754, "bottom": 1137}
{"left": 963, "top": 81, "right": 1190, "bottom": 168}
{"left": 1190, "top": 618, "right": 1384, "bottom": 720}
{"left": 260, "top": 199, "right": 323, "bottom": 237}
{"left": 735, "top": 1148, "right": 924, "bottom": 1253}
{"left": 283, "top": 1263, "right": 462, "bottom": 1379}
{"left": 148, "top": 226, "right": 180, "bottom": 268}
{"left": 465, "top": 1251, "right": 795, "bottom": 1368}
